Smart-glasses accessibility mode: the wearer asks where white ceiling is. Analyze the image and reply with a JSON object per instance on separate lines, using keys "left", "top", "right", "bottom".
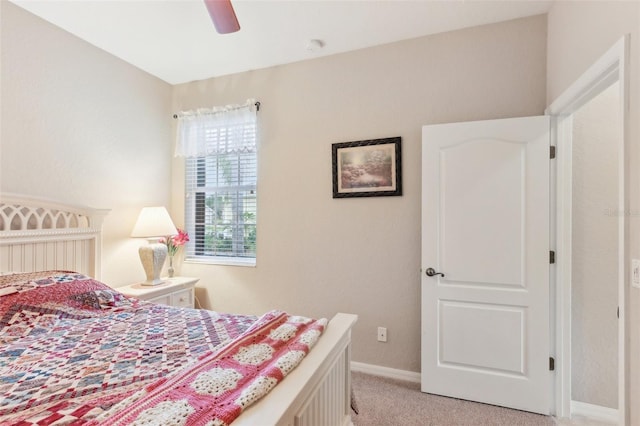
{"left": 10, "top": 0, "right": 553, "bottom": 85}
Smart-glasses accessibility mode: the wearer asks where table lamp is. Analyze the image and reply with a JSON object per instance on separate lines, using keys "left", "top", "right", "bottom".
{"left": 131, "top": 206, "right": 178, "bottom": 286}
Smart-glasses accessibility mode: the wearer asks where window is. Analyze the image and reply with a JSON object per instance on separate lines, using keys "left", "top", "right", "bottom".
{"left": 176, "top": 100, "right": 258, "bottom": 265}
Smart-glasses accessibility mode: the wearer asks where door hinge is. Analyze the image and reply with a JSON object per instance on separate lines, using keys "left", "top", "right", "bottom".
{"left": 549, "top": 357, "right": 555, "bottom": 371}
{"left": 550, "top": 146, "right": 556, "bottom": 159}
{"left": 550, "top": 251, "right": 555, "bottom": 264}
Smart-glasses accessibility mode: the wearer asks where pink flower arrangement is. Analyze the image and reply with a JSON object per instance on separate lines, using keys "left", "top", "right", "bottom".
{"left": 162, "top": 229, "right": 189, "bottom": 256}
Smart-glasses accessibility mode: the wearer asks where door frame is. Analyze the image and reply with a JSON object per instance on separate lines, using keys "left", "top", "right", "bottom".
{"left": 545, "top": 36, "right": 629, "bottom": 422}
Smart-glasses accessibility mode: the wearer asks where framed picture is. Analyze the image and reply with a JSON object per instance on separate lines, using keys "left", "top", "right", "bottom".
{"left": 332, "top": 137, "right": 402, "bottom": 198}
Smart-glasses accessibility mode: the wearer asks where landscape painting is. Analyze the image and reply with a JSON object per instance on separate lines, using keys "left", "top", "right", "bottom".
{"left": 332, "top": 137, "right": 402, "bottom": 198}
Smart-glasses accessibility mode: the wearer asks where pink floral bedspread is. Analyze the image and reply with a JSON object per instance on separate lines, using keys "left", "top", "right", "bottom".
{"left": 0, "top": 272, "right": 325, "bottom": 425}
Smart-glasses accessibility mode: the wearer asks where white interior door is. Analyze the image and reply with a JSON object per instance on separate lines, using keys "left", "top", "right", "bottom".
{"left": 421, "top": 116, "right": 551, "bottom": 415}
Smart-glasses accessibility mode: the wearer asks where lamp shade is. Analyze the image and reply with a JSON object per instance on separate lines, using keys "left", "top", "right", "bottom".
{"left": 131, "top": 207, "right": 178, "bottom": 238}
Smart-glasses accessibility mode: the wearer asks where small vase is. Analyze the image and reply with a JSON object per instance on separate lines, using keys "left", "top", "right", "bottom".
{"left": 168, "top": 256, "right": 175, "bottom": 278}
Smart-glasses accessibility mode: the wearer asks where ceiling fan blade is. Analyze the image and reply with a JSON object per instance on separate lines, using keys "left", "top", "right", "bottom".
{"left": 204, "top": 0, "right": 240, "bottom": 34}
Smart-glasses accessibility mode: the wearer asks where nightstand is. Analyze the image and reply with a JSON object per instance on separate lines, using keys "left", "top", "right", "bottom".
{"left": 118, "top": 276, "right": 199, "bottom": 308}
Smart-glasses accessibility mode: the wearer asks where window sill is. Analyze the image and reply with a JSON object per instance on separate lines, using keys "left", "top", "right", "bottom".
{"left": 184, "top": 257, "right": 256, "bottom": 268}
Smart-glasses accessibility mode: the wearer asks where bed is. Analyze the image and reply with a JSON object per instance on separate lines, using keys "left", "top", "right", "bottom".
{"left": 0, "top": 193, "right": 357, "bottom": 426}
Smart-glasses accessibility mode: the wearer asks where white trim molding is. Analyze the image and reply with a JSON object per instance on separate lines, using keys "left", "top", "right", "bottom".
{"left": 351, "top": 361, "right": 420, "bottom": 384}
{"left": 545, "top": 35, "right": 629, "bottom": 423}
{"left": 571, "top": 401, "right": 618, "bottom": 425}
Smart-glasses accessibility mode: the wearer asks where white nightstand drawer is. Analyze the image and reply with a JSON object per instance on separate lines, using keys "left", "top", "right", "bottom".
{"left": 148, "top": 294, "right": 172, "bottom": 306}
{"left": 170, "top": 288, "right": 194, "bottom": 308}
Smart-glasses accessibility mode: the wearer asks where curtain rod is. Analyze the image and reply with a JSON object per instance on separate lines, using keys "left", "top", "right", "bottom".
{"left": 173, "top": 101, "right": 260, "bottom": 119}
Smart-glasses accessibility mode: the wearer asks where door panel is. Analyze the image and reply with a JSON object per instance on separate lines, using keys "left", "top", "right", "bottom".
{"left": 440, "top": 301, "right": 525, "bottom": 374}
{"left": 440, "top": 139, "right": 525, "bottom": 286}
{"left": 421, "top": 116, "right": 550, "bottom": 414}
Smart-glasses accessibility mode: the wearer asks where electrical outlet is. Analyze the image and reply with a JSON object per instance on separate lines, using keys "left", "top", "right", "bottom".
{"left": 633, "top": 259, "right": 640, "bottom": 288}
{"left": 377, "top": 327, "right": 387, "bottom": 342}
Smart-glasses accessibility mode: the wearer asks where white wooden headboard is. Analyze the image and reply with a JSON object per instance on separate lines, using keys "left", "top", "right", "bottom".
{"left": 0, "top": 193, "right": 109, "bottom": 278}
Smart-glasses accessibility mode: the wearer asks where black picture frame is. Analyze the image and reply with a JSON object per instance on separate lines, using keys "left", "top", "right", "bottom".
{"left": 332, "top": 137, "right": 402, "bottom": 198}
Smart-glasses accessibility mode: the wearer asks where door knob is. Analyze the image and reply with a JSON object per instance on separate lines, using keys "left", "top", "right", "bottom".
{"left": 425, "top": 268, "right": 445, "bottom": 277}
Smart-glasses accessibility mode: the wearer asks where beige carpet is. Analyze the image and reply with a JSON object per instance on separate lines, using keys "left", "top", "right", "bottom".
{"left": 351, "top": 371, "right": 556, "bottom": 426}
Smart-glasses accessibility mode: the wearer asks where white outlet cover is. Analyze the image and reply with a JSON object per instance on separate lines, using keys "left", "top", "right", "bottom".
{"left": 632, "top": 259, "right": 640, "bottom": 288}
{"left": 377, "top": 327, "right": 387, "bottom": 342}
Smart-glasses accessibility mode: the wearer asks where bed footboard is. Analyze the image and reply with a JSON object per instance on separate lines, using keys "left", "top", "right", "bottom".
{"left": 234, "top": 312, "right": 358, "bottom": 426}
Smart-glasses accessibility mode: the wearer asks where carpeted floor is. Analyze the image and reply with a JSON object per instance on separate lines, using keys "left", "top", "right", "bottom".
{"left": 350, "top": 371, "right": 556, "bottom": 426}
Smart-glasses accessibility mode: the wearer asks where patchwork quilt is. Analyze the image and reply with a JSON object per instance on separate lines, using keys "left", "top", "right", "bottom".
{"left": 0, "top": 272, "right": 326, "bottom": 425}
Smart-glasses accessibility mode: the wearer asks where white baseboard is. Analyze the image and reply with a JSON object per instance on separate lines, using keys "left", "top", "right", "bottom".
{"left": 571, "top": 400, "right": 618, "bottom": 424}
{"left": 351, "top": 361, "right": 420, "bottom": 384}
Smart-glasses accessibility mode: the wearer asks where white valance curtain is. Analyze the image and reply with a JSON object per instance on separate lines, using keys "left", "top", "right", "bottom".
{"left": 174, "top": 99, "right": 258, "bottom": 158}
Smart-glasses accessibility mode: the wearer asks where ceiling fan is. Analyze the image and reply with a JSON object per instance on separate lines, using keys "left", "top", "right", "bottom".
{"left": 204, "top": 0, "right": 240, "bottom": 34}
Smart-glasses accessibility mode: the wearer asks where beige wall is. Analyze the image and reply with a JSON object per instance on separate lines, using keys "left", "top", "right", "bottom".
{"left": 547, "top": 1, "right": 640, "bottom": 421}
{"left": 572, "top": 82, "right": 620, "bottom": 409}
{"left": 171, "top": 15, "right": 547, "bottom": 372}
{"left": 0, "top": 2, "right": 173, "bottom": 285}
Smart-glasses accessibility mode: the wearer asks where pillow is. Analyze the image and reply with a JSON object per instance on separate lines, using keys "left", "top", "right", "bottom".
{"left": 94, "top": 289, "right": 133, "bottom": 309}
{"left": 0, "top": 270, "right": 84, "bottom": 291}
{"left": 7, "top": 273, "right": 89, "bottom": 298}
{"left": 69, "top": 289, "right": 132, "bottom": 310}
